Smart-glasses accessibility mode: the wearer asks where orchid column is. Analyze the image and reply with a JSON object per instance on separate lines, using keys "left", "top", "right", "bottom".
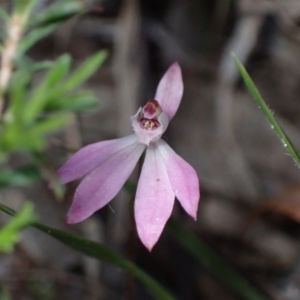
{"left": 58, "top": 63, "right": 200, "bottom": 251}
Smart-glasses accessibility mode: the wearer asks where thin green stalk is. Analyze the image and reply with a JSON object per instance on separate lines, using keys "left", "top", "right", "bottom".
{"left": 0, "top": 202, "right": 176, "bottom": 300}
{"left": 233, "top": 53, "right": 300, "bottom": 168}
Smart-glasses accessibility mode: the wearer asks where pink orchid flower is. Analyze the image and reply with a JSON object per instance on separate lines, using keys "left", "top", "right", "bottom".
{"left": 58, "top": 63, "right": 200, "bottom": 250}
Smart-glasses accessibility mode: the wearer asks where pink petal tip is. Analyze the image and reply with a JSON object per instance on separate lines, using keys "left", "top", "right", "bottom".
{"left": 154, "top": 62, "right": 184, "bottom": 120}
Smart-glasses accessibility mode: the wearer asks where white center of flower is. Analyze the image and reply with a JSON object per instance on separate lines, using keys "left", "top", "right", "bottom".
{"left": 131, "top": 99, "right": 169, "bottom": 145}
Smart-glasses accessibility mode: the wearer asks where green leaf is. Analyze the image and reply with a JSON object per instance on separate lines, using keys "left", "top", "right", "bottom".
{"left": 169, "top": 220, "right": 267, "bottom": 300}
{"left": 6, "top": 69, "right": 30, "bottom": 123}
{"left": 46, "top": 91, "right": 98, "bottom": 112}
{"left": 0, "top": 165, "right": 41, "bottom": 190}
{"left": 0, "top": 114, "right": 69, "bottom": 153}
{"left": 15, "top": 56, "right": 54, "bottom": 73}
{"left": 23, "top": 87, "right": 52, "bottom": 125}
{"left": 19, "top": 23, "right": 59, "bottom": 54}
{"left": 29, "top": 0, "right": 85, "bottom": 27}
{"left": 232, "top": 53, "right": 300, "bottom": 168}
{"left": 61, "top": 50, "right": 108, "bottom": 92}
{"left": 0, "top": 203, "right": 176, "bottom": 300}
{"left": 0, "top": 123, "right": 38, "bottom": 152}
{"left": 13, "top": 0, "right": 38, "bottom": 17}
{"left": 29, "top": 113, "right": 71, "bottom": 138}
{"left": 0, "top": 203, "right": 37, "bottom": 252}
{"left": 24, "top": 55, "right": 72, "bottom": 123}
{"left": 32, "top": 60, "right": 54, "bottom": 72}
{"left": 43, "top": 54, "right": 72, "bottom": 87}
{"left": 0, "top": 123, "right": 19, "bottom": 151}
{"left": 33, "top": 51, "right": 107, "bottom": 114}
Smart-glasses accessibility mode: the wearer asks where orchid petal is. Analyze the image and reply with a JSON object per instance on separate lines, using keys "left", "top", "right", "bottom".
{"left": 58, "top": 135, "right": 138, "bottom": 184}
{"left": 67, "top": 141, "right": 146, "bottom": 223}
{"left": 154, "top": 62, "right": 183, "bottom": 120}
{"left": 135, "top": 143, "right": 175, "bottom": 251}
{"left": 157, "top": 140, "right": 200, "bottom": 219}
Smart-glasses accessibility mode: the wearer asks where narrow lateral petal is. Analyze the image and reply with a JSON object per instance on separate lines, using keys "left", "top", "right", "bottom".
{"left": 154, "top": 62, "right": 183, "bottom": 120}
{"left": 135, "top": 143, "right": 175, "bottom": 251}
{"left": 58, "top": 134, "right": 138, "bottom": 184}
{"left": 67, "top": 141, "right": 146, "bottom": 224}
{"left": 157, "top": 140, "right": 200, "bottom": 219}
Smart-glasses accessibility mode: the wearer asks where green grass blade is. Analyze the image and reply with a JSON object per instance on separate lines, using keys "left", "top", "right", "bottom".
{"left": 0, "top": 166, "right": 40, "bottom": 189}
{"left": 62, "top": 50, "right": 108, "bottom": 92}
{"left": 20, "top": 23, "right": 60, "bottom": 54}
{"left": 28, "top": 113, "right": 71, "bottom": 137}
{"left": 169, "top": 220, "right": 267, "bottom": 300}
{"left": 232, "top": 53, "right": 300, "bottom": 168}
{"left": 13, "top": 0, "right": 38, "bottom": 16}
{"left": 24, "top": 55, "right": 72, "bottom": 123}
{"left": 0, "top": 203, "right": 176, "bottom": 300}
{"left": 46, "top": 91, "right": 98, "bottom": 112}
{"left": 0, "top": 203, "right": 37, "bottom": 252}
{"left": 28, "top": 0, "right": 85, "bottom": 27}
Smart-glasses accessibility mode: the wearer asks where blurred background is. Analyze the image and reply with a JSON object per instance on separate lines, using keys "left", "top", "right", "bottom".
{"left": 2, "top": 0, "right": 300, "bottom": 299}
